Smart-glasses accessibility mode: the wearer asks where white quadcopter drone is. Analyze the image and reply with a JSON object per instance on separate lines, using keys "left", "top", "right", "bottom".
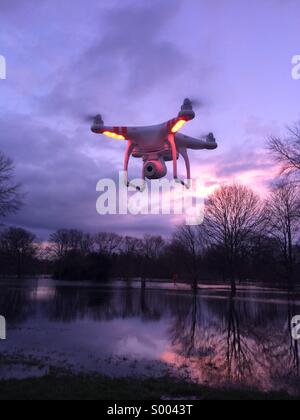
{"left": 91, "top": 99, "right": 217, "bottom": 190}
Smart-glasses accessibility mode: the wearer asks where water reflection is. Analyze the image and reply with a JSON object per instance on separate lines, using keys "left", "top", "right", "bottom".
{"left": 168, "top": 291, "right": 300, "bottom": 392}
{"left": 0, "top": 280, "right": 299, "bottom": 393}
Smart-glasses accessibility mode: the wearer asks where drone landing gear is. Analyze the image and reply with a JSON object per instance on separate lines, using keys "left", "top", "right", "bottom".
{"left": 167, "top": 134, "right": 191, "bottom": 189}
{"left": 124, "top": 141, "right": 146, "bottom": 192}
{"left": 124, "top": 138, "right": 191, "bottom": 192}
{"left": 179, "top": 147, "right": 191, "bottom": 189}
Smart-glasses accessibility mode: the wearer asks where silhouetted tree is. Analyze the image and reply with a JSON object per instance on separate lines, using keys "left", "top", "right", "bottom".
{"left": 79, "top": 233, "right": 94, "bottom": 256}
{"left": 49, "top": 229, "right": 72, "bottom": 258}
{"left": 118, "top": 236, "right": 143, "bottom": 280}
{"left": 172, "top": 226, "right": 204, "bottom": 291}
{"left": 140, "top": 235, "right": 166, "bottom": 287}
{"left": 64, "top": 230, "right": 87, "bottom": 253}
{"left": 0, "top": 153, "right": 23, "bottom": 218}
{"left": 122, "top": 236, "right": 143, "bottom": 256}
{"left": 203, "top": 184, "right": 265, "bottom": 294}
{"left": 268, "top": 122, "right": 300, "bottom": 178}
{"left": 94, "top": 232, "right": 122, "bottom": 256}
{"left": 49, "top": 229, "right": 92, "bottom": 258}
{"left": 265, "top": 181, "right": 300, "bottom": 284}
{"left": 49, "top": 229, "right": 105, "bottom": 280}
{"left": 244, "top": 233, "right": 280, "bottom": 282}
{"left": 0, "top": 227, "right": 36, "bottom": 278}
{"left": 142, "top": 234, "right": 165, "bottom": 261}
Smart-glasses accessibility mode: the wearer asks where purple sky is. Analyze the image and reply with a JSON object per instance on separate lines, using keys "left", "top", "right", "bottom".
{"left": 0, "top": 0, "right": 300, "bottom": 240}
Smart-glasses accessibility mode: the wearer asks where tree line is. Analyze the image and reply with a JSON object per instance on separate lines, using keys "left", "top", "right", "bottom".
{"left": 0, "top": 178, "right": 299, "bottom": 293}
{"left": 1, "top": 122, "right": 300, "bottom": 294}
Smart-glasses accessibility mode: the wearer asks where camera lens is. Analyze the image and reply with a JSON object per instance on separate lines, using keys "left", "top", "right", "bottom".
{"left": 147, "top": 165, "right": 154, "bottom": 173}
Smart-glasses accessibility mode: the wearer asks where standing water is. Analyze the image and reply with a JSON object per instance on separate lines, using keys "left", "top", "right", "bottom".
{"left": 0, "top": 278, "right": 299, "bottom": 395}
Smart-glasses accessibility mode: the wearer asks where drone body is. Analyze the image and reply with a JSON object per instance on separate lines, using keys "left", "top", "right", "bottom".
{"left": 91, "top": 99, "right": 217, "bottom": 189}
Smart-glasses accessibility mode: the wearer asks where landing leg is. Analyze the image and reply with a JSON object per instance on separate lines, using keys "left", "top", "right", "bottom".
{"left": 167, "top": 134, "right": 190, "bottom": 189}
{"left": 124, "top": 141, "right": 146, "bottom": 192}
{"left": 168, "top": 133, "right": 179, "bottom": 180}
{"left": 124, "top": 141, "right": 134, "bottom": 188}
{"left": 179, "top": 148, "right": 191, "bottom": 189}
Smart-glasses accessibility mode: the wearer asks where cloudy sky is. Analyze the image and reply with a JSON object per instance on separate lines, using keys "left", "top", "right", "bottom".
{"left": 0, "top": 0, "right": 300, "bottom": 239}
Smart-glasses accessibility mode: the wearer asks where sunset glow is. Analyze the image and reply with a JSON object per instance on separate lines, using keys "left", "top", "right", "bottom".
{"left": 1, "top": 0, "right": 300, "bottom": 402}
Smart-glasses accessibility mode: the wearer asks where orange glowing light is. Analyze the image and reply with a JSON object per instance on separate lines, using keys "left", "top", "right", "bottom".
{"left": 171, "top": 119, "right": 187, "bottom": 133}
{"left": 103, "top": 131, "right": 126, "bottom": 140}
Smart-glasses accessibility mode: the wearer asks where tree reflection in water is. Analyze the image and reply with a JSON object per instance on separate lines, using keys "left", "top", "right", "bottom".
{"left": 0, "top": 281, "right": 299, "bottom": 393}
{"left": 225, "top": 296, "right": 253, "bottom": 383}
{"left": 168, "top": 290, "right": 300, "bottom": 393}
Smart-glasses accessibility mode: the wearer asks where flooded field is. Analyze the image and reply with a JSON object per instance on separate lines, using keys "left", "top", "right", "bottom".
{"left": 0, "top": 278, "right": 300, "bottom": 395}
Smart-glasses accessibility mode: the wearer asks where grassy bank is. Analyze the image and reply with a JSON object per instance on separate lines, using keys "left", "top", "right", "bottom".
{"left": 0, "top": 374, "right": 298, "bottom": 400}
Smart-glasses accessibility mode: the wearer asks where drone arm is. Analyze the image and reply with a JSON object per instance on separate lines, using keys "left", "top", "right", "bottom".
{"left": 166, "top": 99, "right": 196, "bottom": 131}
{"left": 92, "top": 122, "right": 129, "bottom": 141}
{"left": 175, "top": 133, "right": 218, "bottom": 150}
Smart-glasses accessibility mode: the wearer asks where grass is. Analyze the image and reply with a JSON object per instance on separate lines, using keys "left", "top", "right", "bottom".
{"left": 0, "top": 374, "right": 298, "bottom": 400}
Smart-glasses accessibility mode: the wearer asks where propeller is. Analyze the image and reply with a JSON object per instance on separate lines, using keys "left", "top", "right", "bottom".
{"left": 82, "top": 114, "right": 97, "bottom": 122}
{"left": 82, "top": 114, "right": 104, "bottom": 126}
{"left": 206, "top": 132, "right": 216, "bottom": 143}
{"left": 189, "top": 97, "right": 207, "bottom": 110}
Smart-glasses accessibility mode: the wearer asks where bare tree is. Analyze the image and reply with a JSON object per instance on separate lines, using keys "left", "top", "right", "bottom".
{"left": 0, "top": 153, "right": 23, "bottom": 218}
{"left": 49, "top": 229, "right": 92, "bottom": 258}
{"left": 94, "top": 232, "right": 123, "bottom": 256}
{"left": 268, "top": 123, "right": 300, "bottom": 178}
{"left": 142, "top": 235, "right": 165, "bottom": 261}
{"left": 140, "top": 235, "right": 166, "bottom": 288}
{"left": 119, "top": 236, "right": 143, "bottom": 280}
{"left": 121, "top": 236, "right": 143, "bottom": 256}
{"left": 79, "top": 233, "right": 94, "bottom": 256}
{"left": 172, "top": 226, "right": 204, "bottom": 291}
{"left": 66, "top": 230, "right": 84, "bottom": 252}
{"left": 203, "top": 184, "right": 265, "bottom": 295}
{"left": 265, "top": 181, "right": 300, "bottom": 283}
{"left": 0, "top": 227, "right": 36, "bottom": 278}
{"left": 49, "top": 229, "right": 72, "bottom": 258}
